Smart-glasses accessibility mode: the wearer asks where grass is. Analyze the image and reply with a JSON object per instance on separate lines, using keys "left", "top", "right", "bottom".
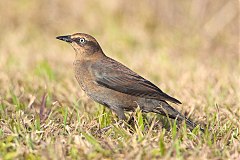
{"left": 0, "top": 0, "right": 239, "bottom": 159}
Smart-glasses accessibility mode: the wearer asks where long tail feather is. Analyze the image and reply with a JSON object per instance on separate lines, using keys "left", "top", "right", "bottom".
{"left": 154, "top": 101, "right": 205, "bottom": 132}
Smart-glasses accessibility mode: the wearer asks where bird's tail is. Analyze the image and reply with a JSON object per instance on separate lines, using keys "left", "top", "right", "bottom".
{"left": 183, "top": 117, "right": 205, "bottom": 132}
{"left": 153, "top": 101, "right": 204, "bottom": 132}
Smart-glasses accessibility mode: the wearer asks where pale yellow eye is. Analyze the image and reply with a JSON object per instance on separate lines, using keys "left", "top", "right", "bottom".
{"left": 79, "top": 38, "right": 86, "bottom": 44}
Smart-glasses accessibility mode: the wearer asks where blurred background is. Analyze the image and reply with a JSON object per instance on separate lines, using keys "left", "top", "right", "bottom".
{"left": 0, "top": 0, "right": 239, "bottom": 114}
{"left": 0, "top": 1, "right": 239, "bottom": 158}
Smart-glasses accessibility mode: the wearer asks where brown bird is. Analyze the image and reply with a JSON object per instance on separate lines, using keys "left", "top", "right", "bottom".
{"left": 56, "top": 33, "right": 203, "bottom": 131}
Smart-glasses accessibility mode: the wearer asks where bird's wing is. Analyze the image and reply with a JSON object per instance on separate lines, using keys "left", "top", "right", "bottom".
{"left": 91, "top": 58, "right": 181, "bottom": 104}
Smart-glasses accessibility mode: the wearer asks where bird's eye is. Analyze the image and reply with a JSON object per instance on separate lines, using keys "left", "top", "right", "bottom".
{"left": 79, "top": 38, "right": 86, "bottom": 44}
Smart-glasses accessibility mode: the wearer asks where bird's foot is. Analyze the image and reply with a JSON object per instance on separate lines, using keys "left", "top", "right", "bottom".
{"left": 98, "top": 125, "right": 112, "bottom": 134}
{"left": 97, "top": 120, "right": 127, "bottom": 134}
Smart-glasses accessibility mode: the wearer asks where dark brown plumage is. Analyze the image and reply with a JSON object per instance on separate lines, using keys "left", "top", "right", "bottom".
{"left": 56, "top": 33, "right": 203, "bottom": 131}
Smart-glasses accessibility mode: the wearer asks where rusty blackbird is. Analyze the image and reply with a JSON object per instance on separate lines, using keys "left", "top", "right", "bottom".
{"left": 56, "top": 33, "right": 203, "bottom": 131}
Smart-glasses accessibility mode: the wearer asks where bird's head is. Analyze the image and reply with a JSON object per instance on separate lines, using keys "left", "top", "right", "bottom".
{"left": 56, "top": 33, "right": 104, "bottom": 58}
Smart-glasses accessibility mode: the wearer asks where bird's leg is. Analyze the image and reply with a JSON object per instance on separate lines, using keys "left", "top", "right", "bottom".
{"left": 98, "top": 107, "right": 127, "bottom": 133}
{"left": 112, "top": 107, "right": 127, "bottom": 121}
{"left": 127, "top": 112, "right": 135, "bottom": 124}
{"left": 111, "top": 107, "right": 128, "bottom": 128}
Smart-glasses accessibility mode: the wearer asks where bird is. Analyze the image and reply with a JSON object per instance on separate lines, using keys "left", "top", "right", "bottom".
{"left": 56, "top": 33, "right": 203, "bottom": 131}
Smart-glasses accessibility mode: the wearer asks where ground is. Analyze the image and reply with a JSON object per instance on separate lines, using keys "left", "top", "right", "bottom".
{"left": 0, "top": 1, "right": 239, "bottom": 159}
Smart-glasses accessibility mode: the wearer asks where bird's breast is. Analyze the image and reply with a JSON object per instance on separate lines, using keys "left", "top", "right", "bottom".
{"left": 73, "top": 60, "right": 96, "bottom": 94}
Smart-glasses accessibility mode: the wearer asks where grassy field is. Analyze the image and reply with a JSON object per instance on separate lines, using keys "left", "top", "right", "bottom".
{"left": 0, "top": 1, "right": 239, "bottom": 159}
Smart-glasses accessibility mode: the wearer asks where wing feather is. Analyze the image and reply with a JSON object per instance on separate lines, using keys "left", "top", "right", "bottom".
{"left": 92, "top": 58, "right": 181, "bottom": 104}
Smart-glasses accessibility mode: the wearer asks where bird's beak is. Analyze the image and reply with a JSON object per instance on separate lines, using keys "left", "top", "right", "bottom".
{"left": 56, "top": 35, "right": 73, "bottom": 43}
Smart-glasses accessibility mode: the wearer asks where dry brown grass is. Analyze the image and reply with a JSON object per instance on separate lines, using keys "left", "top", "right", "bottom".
{"left": 0, "top": 0, "right": 239, "bottom": 159}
